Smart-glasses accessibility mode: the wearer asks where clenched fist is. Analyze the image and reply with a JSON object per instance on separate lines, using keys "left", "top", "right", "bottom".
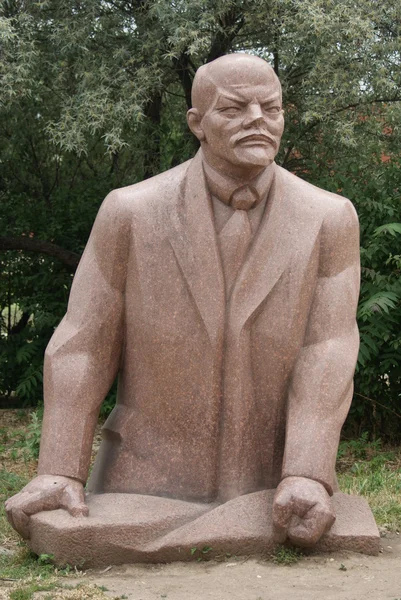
{"left": 272, "top": 476, "right": 335, "bottom": 547}
{"left": 5, "top": 475, "right": 88, "bottom": 539}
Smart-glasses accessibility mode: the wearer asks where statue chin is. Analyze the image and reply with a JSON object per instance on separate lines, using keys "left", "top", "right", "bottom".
{"left": 201, "top": 146, "right": 276, "bottom": 179}
{"left": 233, "top": 146, "right": 276, "bottom": 167}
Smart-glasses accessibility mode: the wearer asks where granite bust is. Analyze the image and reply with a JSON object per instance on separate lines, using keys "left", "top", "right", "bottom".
{"left": 5, "top": 54, "right": 379, "bottom": 565}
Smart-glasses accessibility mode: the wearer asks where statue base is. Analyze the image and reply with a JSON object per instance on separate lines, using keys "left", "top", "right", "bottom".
{"left": 29, "top": 490, "right": 380, "bottom": 567}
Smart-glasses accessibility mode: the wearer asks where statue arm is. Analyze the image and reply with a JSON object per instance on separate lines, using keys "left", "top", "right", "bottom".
{"left": 37, "top": 191, "right": 130, "bottom": 484}
{"left": 281, "top": 198, "right": 360, "bottom": 494}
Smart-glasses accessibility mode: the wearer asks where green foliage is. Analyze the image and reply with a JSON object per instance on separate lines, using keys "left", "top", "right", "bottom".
{"left": 0, "top": 547, "right": 55, "bottom": 582}
{"left": 0, "top": 544, "right": 85, "bottom": 584}
{"left": 37, "top": 553, "right": 55, "bottom": 565}
{"left": 0, "top": 468, "right": 27, "bottom": 541}
{"left": 0, "top": 468, "right": 27, "bottom": 498}
{"left": 0, "top": 549, "right": 109, "bottom": 599}
{"left": 99, "top": 380, "right": 117, "bottom": 419}
{"left": 307, "top": 156, "right": 401, "bottom": 440}
{"left": 9, "top": 581, "right": 56, "bottom": 600}
{"left": 23, "top": 409, "right": 43, "bottom": 459}
{"left": 337, "top": 431, "right": 383, "bottom": 461}
{"left": 337, "top": 434, "right": 401, "bottom": 530}
{"left": 0, "top": 409, "right": 42, "bottom": 462}
{"left": 190, "top": 545, "right": 213, "bottom": 561}
{"left": 271, "top": 546, "right": 302, "bottom": 565}
{"left": 0, "top": 0, "right": 400, "bottom": 436}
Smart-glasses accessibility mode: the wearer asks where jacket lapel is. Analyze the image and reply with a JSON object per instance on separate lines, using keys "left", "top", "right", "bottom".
{"left": 228, "top": 165, "right": 300, "bottom": 335}
{"left": 169, "top": 151, "right": 225, "bottom": 351}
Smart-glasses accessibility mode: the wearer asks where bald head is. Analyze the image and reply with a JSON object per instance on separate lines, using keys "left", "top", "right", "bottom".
{"left": 192, "top": 53, "right": 281, "bottom": 115}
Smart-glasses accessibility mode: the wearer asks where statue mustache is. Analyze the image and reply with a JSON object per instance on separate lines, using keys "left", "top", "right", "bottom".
{"left": 231, "top": 131, "right": 277, "bottom": 147}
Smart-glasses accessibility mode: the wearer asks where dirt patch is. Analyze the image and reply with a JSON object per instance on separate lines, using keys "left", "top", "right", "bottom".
{"left": 60, "top": 534, "right": 401, "bottom": 600}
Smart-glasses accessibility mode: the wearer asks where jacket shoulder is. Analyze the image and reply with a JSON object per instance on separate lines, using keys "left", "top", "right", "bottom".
{"left": 278, "top": 168, "right": 360, "bottom": 276}
{"left": 103, "top": 159, "right": 191, "bottom": 215}
{"left": 277, "top": 166, "right": 358, "bottom": 227}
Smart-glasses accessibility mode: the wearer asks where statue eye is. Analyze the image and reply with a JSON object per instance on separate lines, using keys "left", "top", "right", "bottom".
{"left": 219, "top": 106, "right": 241, "bottom": 115}
{"left": 263, "top": 105, "right": 281, "bottom": 113}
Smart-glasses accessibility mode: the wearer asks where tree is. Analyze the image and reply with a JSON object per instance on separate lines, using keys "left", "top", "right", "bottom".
{"left": 0, "top": 0, "right": 400, "bottom": 436}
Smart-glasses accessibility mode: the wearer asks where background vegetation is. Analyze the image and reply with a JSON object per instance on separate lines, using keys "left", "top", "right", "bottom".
{"left": 0, "top": 0, "right": 400, "bottom": 438}
{"left": 0, "top": 410, "right": 400, "bottom": 595}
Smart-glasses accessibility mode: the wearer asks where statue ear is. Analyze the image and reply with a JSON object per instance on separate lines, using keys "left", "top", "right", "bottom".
{"left": 187, "top": 108, "right": 206, "bottom": 141}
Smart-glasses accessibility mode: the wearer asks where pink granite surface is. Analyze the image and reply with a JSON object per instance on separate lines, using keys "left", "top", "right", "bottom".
{"left": 28, "top": 491, "right": 380, "bottom": 567}
{"left": 6, "top": 53, "right": 372, "bottom": 561}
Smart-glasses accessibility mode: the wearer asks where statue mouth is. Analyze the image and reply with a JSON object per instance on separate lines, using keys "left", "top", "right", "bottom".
{"left": 236, "top": 134, "right": 275, "bottom": 147}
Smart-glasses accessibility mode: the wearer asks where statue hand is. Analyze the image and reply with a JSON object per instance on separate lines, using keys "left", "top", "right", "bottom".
{"left": 5, "top": 474, "right": 88, "bottom": 539}
{"left": 272, "top": 476, "right": 335, "bottom": 547}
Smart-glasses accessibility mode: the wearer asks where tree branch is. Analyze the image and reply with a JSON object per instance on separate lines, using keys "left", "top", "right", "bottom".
{"left": 273, "top": 49, "right": 279, "bottom": 77}
{"left": 281, "top": 96, "right": 401, "bottom": 167}
{"left": 172, "top": 54, "right": 193, "bottom": 110}
{"left": 10, "top": 311, "right": 30, "bottom": 335}
{"left": 206, "top": 10, "right": 245, "bottom": 63}
{"left": 0, "top": 237, "right": 80, "bottom": 270}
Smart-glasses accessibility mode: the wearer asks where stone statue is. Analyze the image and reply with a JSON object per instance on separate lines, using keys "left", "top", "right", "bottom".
{"left": 5, "top": 54, "right": 379, "bottom": 565}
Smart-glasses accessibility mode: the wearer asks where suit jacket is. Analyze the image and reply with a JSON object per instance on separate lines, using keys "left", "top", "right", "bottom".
{"left": 38, "top": 150, "right": 360, "bottom": 503}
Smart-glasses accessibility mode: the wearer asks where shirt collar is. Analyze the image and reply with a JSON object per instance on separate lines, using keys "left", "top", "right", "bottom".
{"left": 202, "top": 153, "right": 275, "bottom": 208}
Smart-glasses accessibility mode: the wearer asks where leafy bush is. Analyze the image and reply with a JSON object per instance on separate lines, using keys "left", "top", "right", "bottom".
{"left": 0, "top": 0, "right": 400, "bottom": 438}
{"left": 23, "top": 410, "right": 43, "bottom": 460}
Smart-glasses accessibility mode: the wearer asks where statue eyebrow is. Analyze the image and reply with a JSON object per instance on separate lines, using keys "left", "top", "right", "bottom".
{"left": 216, "top": 92, "right": 282, "bottom": 106}
{"left": 216, "top": 93, "right": 247, "bottom": 105}
{"left": 262, "top": 94, "right": 281, "bottom": 104}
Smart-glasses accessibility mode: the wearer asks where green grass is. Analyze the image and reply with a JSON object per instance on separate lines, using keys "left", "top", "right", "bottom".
{"left": 338, "top": 462, "right": 401, "bottom": 529}
{"left": 190, "top": 545, "right": 213, "bottom": 561}
{"left": 337, "top": 435, "right": 401, "bottom": 530}
{"left": 1, "top": 414, "right": 401, "bottom": 593}
{"left": 0, "top": 549, "right": 117, "bottom": 599}
{"left": 9, "top": 581, "right": 57, "bottom": 600}
{"left": 0, "top": 411, "right": 120, "bottom": 598}
{"left": 0, "top": 547, "right": 56, "bottom": 580}
{"left": 271, "top": 545, "right": 303, "bottom": 565}
{"left": 0, "top": 547, "right": 59, "bottom": 600}
{"left": 6, "top": 582, "right": 119, "bottom": 600}
{"left": 0, "top": 469, "right": 29, "bottom": 543}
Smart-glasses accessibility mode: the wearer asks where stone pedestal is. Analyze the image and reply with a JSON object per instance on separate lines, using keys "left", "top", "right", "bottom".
{"left": 28, "top": 490, "right": 380, "bottom": 567}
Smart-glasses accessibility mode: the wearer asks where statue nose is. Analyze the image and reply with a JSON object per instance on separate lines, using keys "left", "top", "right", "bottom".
{"left": 243, "top": 105, "right": 265, "bottom": 128}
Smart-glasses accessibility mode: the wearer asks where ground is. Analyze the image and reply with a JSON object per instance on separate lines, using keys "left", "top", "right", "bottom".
{"left": 1, "top": 410, "right": 401, "bottom": 600}
{"left": 65, "top": 536, "right": 401, "bottom": 600}
{"left": 2, "top": 539, "right": 401, "bottom": 600}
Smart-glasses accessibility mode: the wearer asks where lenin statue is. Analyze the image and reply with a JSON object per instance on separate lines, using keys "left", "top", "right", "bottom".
{"left": 6, "top": 54, "right": 379, "bottom": 565}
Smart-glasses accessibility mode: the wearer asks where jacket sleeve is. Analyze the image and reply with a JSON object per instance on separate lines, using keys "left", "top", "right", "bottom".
{"left": 281, "top": 198, "right": 360, "bottom": 494}
{"left": 38, "top": 191, "right": 130, "bottom": 483}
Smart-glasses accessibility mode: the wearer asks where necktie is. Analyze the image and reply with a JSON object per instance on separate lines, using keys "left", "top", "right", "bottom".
{"left": 219, "top": 185, "right": 258, "bottom": 297}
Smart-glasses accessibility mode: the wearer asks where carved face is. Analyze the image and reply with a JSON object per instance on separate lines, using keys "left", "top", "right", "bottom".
{"left": 198, "top": 73, "right": 284, "bottom": 174}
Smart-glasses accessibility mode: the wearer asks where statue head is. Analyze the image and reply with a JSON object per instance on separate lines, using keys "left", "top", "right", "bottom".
{"left": 187, "top": 53, "right": 284, "bottom": 179}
